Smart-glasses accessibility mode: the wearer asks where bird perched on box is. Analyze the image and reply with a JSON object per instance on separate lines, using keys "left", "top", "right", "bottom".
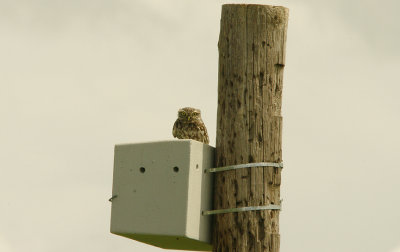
{"left": 172, "top": 107, "right": 209, "bottom": 144}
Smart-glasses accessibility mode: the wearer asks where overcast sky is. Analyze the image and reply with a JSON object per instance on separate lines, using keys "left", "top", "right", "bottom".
{"left": 1, "top": 0, "right": 400, "bottom": 251}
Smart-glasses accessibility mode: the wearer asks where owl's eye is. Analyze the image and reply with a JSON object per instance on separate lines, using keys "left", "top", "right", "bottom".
{"left": 179, "top": 111, "right": 186, "bottom": 116}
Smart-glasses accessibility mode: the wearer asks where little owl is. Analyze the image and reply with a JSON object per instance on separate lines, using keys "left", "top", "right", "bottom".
{"left": 172, "top": 107, "right": 209, "bottom": 144}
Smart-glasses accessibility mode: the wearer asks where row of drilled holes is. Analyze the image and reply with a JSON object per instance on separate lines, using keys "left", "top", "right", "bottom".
{"left": 139, "top": 166, "right": 179, "bottom": 173}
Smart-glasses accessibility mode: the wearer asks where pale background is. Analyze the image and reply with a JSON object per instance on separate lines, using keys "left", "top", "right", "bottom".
{"left": 1, "top": 0, "right": 399, "bottom": 251}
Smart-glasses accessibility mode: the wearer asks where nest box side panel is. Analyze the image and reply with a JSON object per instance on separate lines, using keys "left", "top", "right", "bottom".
{"left": 186, "top": 141, "right": 215, "bottom": 245}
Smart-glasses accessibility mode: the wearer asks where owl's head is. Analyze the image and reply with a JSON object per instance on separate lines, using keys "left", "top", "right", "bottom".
{"left": 177, "top": 107, "right": 202, "bottom": 123}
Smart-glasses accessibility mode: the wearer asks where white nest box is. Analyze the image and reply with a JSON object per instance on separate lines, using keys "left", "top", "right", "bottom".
{"left": 110, "top": 140, "right": 214, "bottom": 251}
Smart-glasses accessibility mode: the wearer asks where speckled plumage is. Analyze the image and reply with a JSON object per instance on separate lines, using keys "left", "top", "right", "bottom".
{"left": 172, "top": 107, "right": 209, "bottom": 144}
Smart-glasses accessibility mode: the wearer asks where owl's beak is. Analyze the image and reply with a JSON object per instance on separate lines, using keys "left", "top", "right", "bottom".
{"left": 187, "top": 116, "right": 191, "bottom": 121}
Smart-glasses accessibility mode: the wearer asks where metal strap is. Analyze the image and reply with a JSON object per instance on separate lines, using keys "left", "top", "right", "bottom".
{"left": 205, "top": 162, "right": 283, "bottom": 173}
{"left": 202, "top": 204, "right": 281, "bottom": 216}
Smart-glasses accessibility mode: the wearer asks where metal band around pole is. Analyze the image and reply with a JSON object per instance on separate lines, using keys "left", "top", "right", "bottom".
{"left": 202, "top": 204, "right": 281, "bottom": 216}
{"left": 205, "top": 162, "right": 283, "bottom": 173}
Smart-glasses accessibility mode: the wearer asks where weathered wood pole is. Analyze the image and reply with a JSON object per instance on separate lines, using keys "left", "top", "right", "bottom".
{"left": 213, "top": 4, "right": 289, "bottom": 252}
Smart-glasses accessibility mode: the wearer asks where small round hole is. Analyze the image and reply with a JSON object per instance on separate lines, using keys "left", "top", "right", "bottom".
{"left": 173, "top": 166, "right": 179, "bottom": 173}
{"left": 140, "top": 167, "right": 145, "bottom": 173}
{"left": 196, "top": 164, "right": 199, "bottom": 169}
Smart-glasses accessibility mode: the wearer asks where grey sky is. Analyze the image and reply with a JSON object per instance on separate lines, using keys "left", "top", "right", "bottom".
{"left": 1, "top": 0, "right": 399, "bottom": 251}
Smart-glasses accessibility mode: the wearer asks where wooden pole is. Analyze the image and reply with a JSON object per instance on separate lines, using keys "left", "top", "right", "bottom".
{"left": 213, "top": 4, "right": 289, "bottom": 252}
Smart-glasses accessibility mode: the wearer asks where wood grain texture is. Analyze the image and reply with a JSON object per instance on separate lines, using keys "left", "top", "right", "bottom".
{"left": 213, "top": 4, "right": 288, "bottom": 252}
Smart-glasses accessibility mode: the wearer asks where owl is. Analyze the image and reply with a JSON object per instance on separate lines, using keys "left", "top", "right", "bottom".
{"left": 172, "top": 107, "right": 209, "bottom": 144}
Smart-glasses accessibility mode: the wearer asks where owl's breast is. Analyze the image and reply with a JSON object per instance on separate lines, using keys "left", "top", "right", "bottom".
{"left": 172, "top": 119, "right": 208, "bottom": 144}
